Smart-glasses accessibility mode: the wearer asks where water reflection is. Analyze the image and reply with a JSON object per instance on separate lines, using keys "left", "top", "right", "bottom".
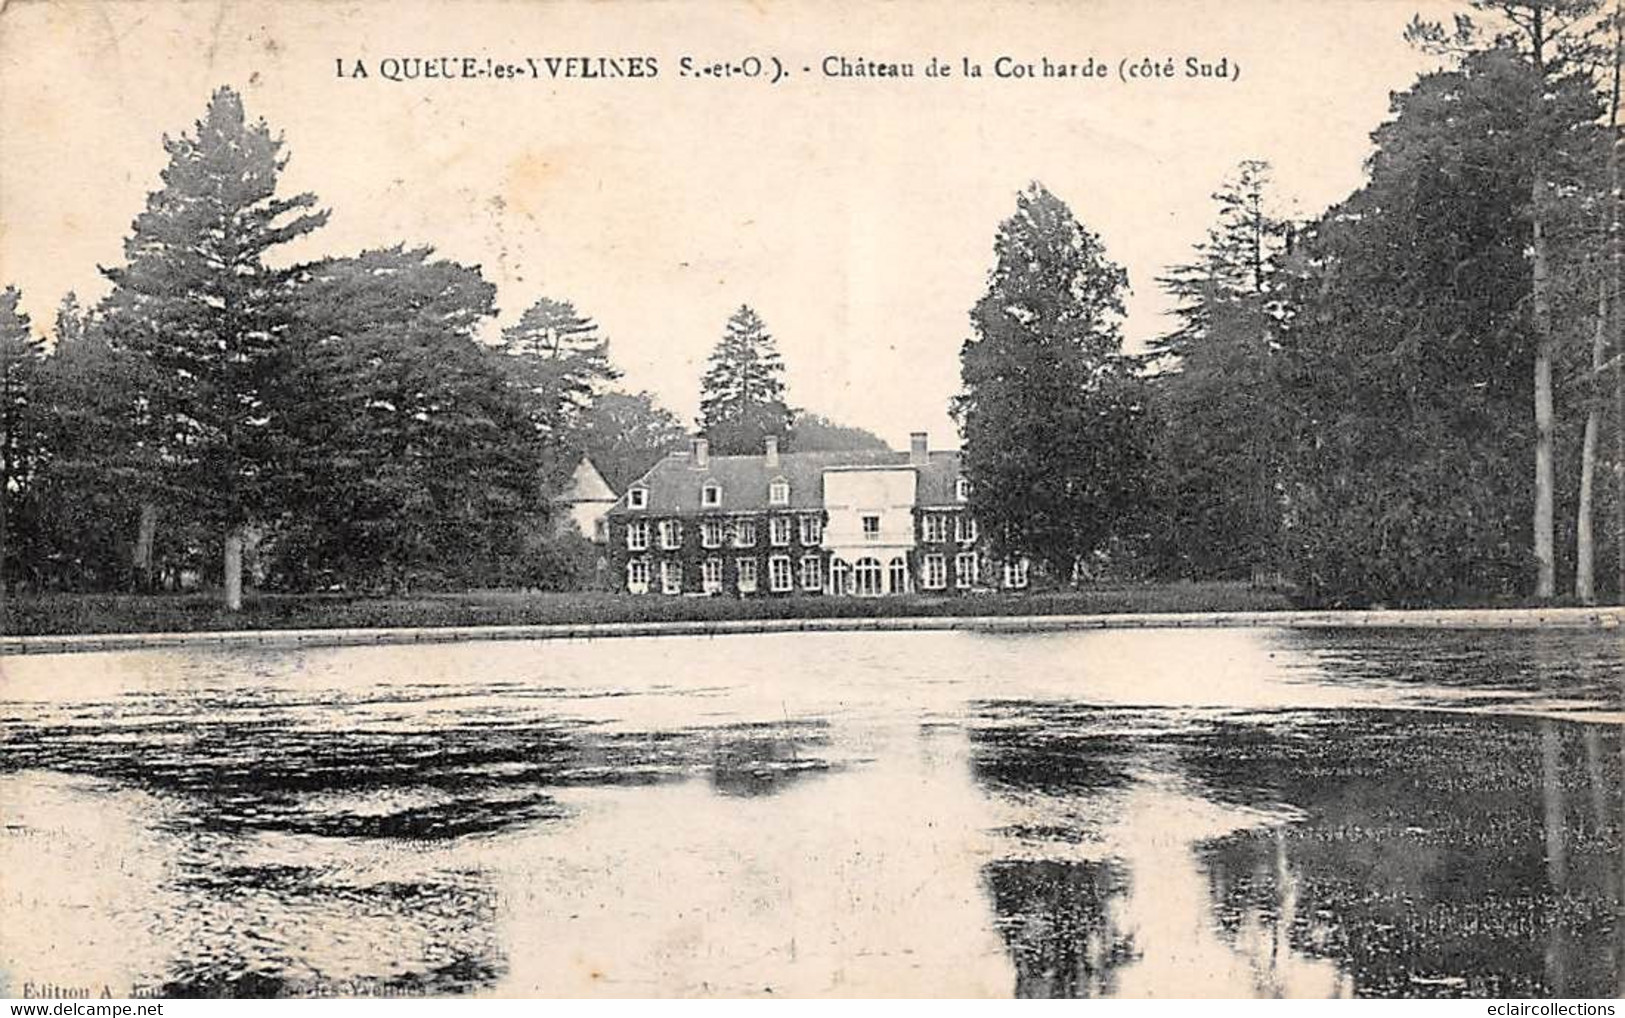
{"left": 968, "top": 696, "right": 1624, "bottom": 998}
{"left": 0, "top": 627, "right": 1621, "bottom": 997}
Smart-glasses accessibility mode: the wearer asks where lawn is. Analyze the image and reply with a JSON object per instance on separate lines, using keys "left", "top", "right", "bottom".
{"left": 1, "top": 581, "right": 1293, "bottom": 636}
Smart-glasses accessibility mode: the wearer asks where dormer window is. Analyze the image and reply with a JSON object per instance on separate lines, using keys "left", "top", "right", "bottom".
{"left": 955, "top": 478, "right": 971, "bottom": 502}
{"left": 701, "top": 481, "right": 722, "bottom": 508}
{"left": 628, "top": 487, "right": 648, "bottom": 510}
{"left": 769, "top": 478, "right": 790, "bottom": 506}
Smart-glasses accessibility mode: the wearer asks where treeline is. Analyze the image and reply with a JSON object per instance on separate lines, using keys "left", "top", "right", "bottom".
{"left": 0, "top": 89, "right": 878, "bottom": 602}
{"left": 959, "top": 0, "right": 1625, "bottom": 606}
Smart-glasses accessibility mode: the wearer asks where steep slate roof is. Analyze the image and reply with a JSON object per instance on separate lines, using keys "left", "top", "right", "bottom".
{"left": 609, "top": 447, "right": 964, "bottom": 516}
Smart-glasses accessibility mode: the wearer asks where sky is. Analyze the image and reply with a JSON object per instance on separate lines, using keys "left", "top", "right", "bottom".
{"left": 0, "top": 0, "right": 1456, "bottom": 448}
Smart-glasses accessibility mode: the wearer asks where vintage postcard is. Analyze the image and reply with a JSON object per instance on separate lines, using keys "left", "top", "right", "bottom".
{"left": 1, "top": 0, "right": 1622, "bottom": 1004}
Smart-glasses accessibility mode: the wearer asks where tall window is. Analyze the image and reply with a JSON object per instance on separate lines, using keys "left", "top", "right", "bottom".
{"left": 626, "top": 520, "right": 649, "bottom": 551}
{"left": 628, "top": 487, "right": 648, "bottom": 509}
{"left": 830, "top": 558, "right": 851, "bottom": 595}
{"left": 956, "top": 477, "right": 970, "bottom": 502}
{"left": 1003, "top": 558, "right": 1029, "bottom": 589}
{"left": 888, "top": 557, "right": 908, "bottom": 594}
{"left": 923, "top": 513, "right": 947, "bottom": 543}
{"left": 955, "top": 515, "right": 978, "bottom": 544}
{"left": 659, "top": 519, "right": 683, "bottom": 549}
{"left": 769, "top": 479, "right": 790, "bottom": 506}
{"left": 954, "top": 552, "right": 978, "bottom": 589}
{"left": 769, "top": 555, "right": 793, "bottom": 592}
{"left": 854, "top": 557, "right": 884, "bottom": 596}
{"left": 702, "top": 558, "right": 723, "bottom": 594}
{"left": 770, "top": 516, "right": 792, "bottom": 546}
{"left": 701, "top": 482, "right": 722, "bottom": 508}
{"left": 861, "top": 515, "right": 880, "bottom": 541}
{"left": 800, "top": 515, "right": 823, "bottom": 546}
{"left": 661, "top": 561, "right": 682, "bottom": 595}
{"left": 701, "top": 520, "right": 724, "bottom": 548}
{"left": 737, "top": 557, "right": 758, "bottom": 593}
{"left": 923, "top": 553, "right": 946, "bottom": 590}
{"left": 626, "top": 559, "right": 650, "bottom": 593}
{"left": 733, "top": 519, "right": 757, "bottom": 548}
{"left": 800, "top": 555, "right": 822, "bottom": 591}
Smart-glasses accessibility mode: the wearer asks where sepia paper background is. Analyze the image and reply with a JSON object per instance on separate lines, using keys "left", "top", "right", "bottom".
{"left": 11, "top": 0, "right": 1612, "bottom": 1002}
{"left": 0, "top": 0, "right": 1459, "bottom": 446}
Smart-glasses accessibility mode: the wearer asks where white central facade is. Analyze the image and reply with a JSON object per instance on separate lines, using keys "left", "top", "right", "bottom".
{"left": 821, "top": 466, "right": 917, "bottom": 595}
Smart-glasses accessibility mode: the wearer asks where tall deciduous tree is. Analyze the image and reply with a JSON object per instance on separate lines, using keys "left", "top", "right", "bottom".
{"left": 0, "top": 287, "right": 45, "bottom": 590}
{"left": 575, "top": 390, "right": 688, "bottom": 492}
{"left": 1576, "top": 1, "right": 1621, "bottom": 604}
{"left": 272, "top": 246, "right": 540, "bottom": 592}
{"left": 99, "top": 86, "right": 329, "bottom": 609}
{"left": 1410, "top": 0, "right": 1608, "bottom": 599}
{"left": 1278, "top": 47, "right": 1603, "bottom": 604}
{"left": 952, "top": 182, "right": 1153, "bottom": 579}
{"left": 788, "top": 411, "right": 890, "bottom": 452}
{"left": 698, "top": 305, "right": 794, "bottom": 455}
{"left": 28, "top": 297, "right": 169, "bottom": 591}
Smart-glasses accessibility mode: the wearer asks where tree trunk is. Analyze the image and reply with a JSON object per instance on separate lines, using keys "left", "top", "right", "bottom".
{"left": 1579, "top": 0, "right": 1618, "bottom": 601}
{"left": 1532, "top": 186, "right": 1557, "bottom": 601}
{"left": 1615, "top": 2, "right": 1625, "bottom": 607}
{"left": 1578, "top": 279, "right": 1605, "bottom": 603}
{"left": 133, "top": 502, "right": 158, "bottom": 593}
{"left": 224, "top": 527, "right": 244, "bottom": 612}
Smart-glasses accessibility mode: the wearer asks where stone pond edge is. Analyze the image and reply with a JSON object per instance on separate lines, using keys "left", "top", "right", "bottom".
{"left": 1, "top": 605, "right": 1620, "bottom": 656}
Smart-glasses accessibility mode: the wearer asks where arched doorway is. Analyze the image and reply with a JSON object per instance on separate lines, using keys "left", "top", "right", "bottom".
{"left": 854, "top": 557, "right": 884, "bottom": 597}
{"left": 829, "top": 558, "right": 851, "bottom": 595}
{"left": 888, "top": 556, "right": 909, "bottom": 594}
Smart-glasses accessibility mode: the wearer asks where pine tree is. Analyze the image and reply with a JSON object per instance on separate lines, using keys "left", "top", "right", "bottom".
{"left": 1153, "top": 160, "right": 1288, "bottom": 362}
{"left": 500, "top": 296, "right": 620, "bottom": 447}
{"left": 99, "top": 86, "right": 329, "bottom": 609}
{"left": 698, "top": 305, "right": 794, "bottom": 455}
{"left": 952, "top": 182, "right": 1153, "bottom": 579}
{"left": 1149, "top": 162, "right": 1292, "bottom": 581}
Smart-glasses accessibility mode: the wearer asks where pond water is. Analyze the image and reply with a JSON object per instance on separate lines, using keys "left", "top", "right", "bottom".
{"left": 0, "top": 627, "right": 1621, "bottom": 998}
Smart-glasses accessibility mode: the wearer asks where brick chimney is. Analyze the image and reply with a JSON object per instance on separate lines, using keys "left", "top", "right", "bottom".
{"left": 690, "top": 436, "right": 709, "bottom": 469}
{"left": 909, "top": 431, "right": 928, "bottom": 467}
{"left": 764, "top": 434, "right": 780, "bottom": 468}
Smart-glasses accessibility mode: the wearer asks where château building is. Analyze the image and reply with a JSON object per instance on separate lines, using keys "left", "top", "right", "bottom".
{"left": 604, "top": 432, "right": 1029, "bottom": 596}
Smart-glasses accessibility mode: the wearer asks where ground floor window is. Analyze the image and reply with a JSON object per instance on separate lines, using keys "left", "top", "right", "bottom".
{"left": 627, "top": 558, "right": 650, "bottom": 594}
{"left": 769, "top": 555, "right": 794, "bottom": 592}
{"left": 888, "top": 556, "right": 908, "bottom": 594}
{"left": 1002, "top": 558, "right": 1029, "bottom": 589}
{"left": 954, "top": 552, "right": 978, "bottom": 589}
{"left": 829, "top": 558, "right": 851, "bottom": 595}
{"left": 854, "top": 556, "right": 883, "bottom": 597}
{"left": 661, "top": 560, "right": 682, "bottom": 595}
{"left": 800, "top": 555, "right": 822, "bottom": 591}
{"left": 923, "top": 553, "right": 945, "bottom": 590}
{"left": 737, "top": 557, "right": 758, "bottom": 593}
{"left": 702, "top": 557, "right": 723, "bottom": 594}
